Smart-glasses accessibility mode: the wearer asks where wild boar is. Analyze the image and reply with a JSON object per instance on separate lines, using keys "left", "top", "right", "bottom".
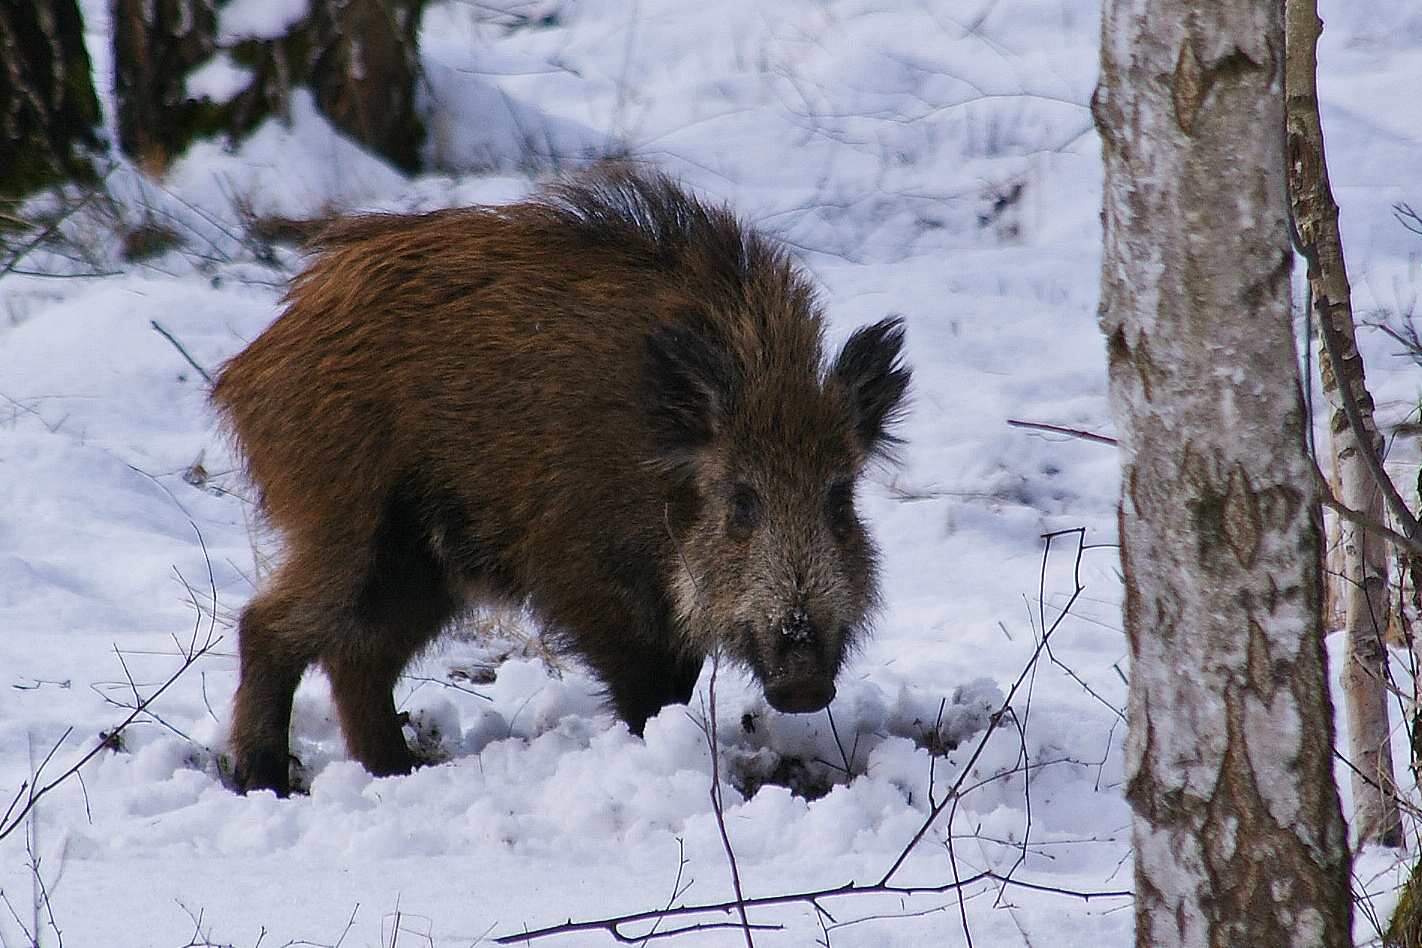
{"left": 212, "top": 164, "right": 909, "bottom": 795}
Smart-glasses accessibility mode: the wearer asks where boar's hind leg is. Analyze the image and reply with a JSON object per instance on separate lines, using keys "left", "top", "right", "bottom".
{"left": 229, "top": 589, "right": 317, "bottom": 796}
{"left": 323, "top": 485, "right": 461, "bottom": 779}
{"left": 230, "top": 491, "right": 458, "bottom": 793}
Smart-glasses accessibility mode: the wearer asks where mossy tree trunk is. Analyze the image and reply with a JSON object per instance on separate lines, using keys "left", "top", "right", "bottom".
{"left": 1387, "top": 856, "right": 1422, "bottom": 947}
{"left": 111, "top": 0, "right": 426, "bottom": 175}
{"left": 0, "top": 0, "right": 102, "bottom": 201}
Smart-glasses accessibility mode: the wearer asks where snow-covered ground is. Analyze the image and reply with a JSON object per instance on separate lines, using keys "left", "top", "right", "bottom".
{"left": 2, "top": 0, "right": 1420, "bottom": 945}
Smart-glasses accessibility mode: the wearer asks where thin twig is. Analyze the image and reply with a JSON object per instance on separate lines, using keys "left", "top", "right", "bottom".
{"left": 942, "top": 714, "right": 975, "bottom": 948}
{"left": 664, "top": 504, "right": 755, "bottom": 947}
{"left": 0, "top": 633, "right": 223, "bottom": 842}
{"left": 704, "top": 653, "right": 756, "bottom": 948}
{"left": 1006, "top": 419, "right": 1118, "bottom": 446}
{"left": 639, "top": 840, "right": 694, "bottom": 945}
{"left": 824, "top": 706, "right": 858, "bottom": 779}
{"left": 151, "top": 320, "right": 215, "bottom": 384}
{"left": 26, "top": 737, "right": 66, "bottom": 948}
{"left": 1034, "top": 530, "right": 1126, "bottom": 721}
{"left": 1395, "top": 202, "right": 1422, "bottom": 237}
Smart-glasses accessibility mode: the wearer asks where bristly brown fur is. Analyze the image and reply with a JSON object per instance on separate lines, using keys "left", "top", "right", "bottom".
{"left": 212, "top": 162, "right": 909, "bottom": 795}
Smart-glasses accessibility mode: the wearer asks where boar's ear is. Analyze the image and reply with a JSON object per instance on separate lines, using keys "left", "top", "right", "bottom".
{"left": 646, "top": 324, "right": 732, "bottom": 455}
{"left": 832, "top": 317, "right": 910, "bottom": 459}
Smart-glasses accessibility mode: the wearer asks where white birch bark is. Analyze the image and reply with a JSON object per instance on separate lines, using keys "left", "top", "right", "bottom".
{"left": 1094, "top": 0, "right": 1353, "bottom": 943}
{"left": 1283, "top": 0, "right": 1404, "bottom": 848}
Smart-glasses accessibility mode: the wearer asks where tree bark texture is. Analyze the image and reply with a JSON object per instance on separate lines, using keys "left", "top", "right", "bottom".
{"left": 112, "top": 0, "right": 221, "bottom": 174}
{"left": 0, "top": 0, "right": 102, "bottom": 199}
{"left": 110, "top": 0, "right": 425, "bottom": 174}
{"left": 1283, "top": 0, "right": 1404, "bottom": 849}
{"left": 1095, "top": 0, "right": 1353, "bottom": 944}
{"left": 307, "top": 0, "right": 426, "bottom": 174}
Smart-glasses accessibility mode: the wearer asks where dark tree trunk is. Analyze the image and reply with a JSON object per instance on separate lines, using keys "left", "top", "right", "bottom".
{"left": 307, "top": 0, "right": 426, "bottom": 174}
{"left": 0, "top": 0, "right": 102, "bottom": 200}
{"left": 110, "top": 0, "right": 425, "bottom": 175}
{"left": 112, "top": 0, "right": 220, "bottom": 174}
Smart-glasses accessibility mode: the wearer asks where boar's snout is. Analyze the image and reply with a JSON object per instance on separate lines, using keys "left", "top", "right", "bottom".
{"left": 764, "top": 665, "right": 836, "bottom": 714}
{"left": 760, "top": 609, "right": 838, "bottom": 714}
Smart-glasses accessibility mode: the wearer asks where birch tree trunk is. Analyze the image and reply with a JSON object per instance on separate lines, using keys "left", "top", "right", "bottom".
{"left": 1283, "top": 0, "right": 1404, "bottom": 848}
{"left": 1094, "top": 0, "right": 1353, "bottom": 943}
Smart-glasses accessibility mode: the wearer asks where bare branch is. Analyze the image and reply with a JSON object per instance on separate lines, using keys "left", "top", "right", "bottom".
{"left": 1006, "top": 419, "right": 1118, "bottom": 446}
{"left": 495, "top": 530, "right": 1125, "bottom": 945}
{"left": 1315, "top": 468, "right": 1422, "bottom": 558}
{"left": 491, "top": 871, "right": 1129, "bottom": 945}
{"left": 0, "top": 633, "right": 223, "bottom": 842}
{"left": 1395, "top": 202, "right": 1422, "bottom": 237}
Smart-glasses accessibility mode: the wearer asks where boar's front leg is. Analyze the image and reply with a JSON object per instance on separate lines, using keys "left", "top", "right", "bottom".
{"left": 321, "top": 643, "right": 419, "bottom": 779}
{"left": 583, "top": 634, "right": 704, "bottom": 736}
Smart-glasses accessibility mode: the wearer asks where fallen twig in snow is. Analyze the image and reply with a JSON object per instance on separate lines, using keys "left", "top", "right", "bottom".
{"left": 1006, "top": 418, "right": 1117, "bottom": 446}
{"left": 151, "top": 319, "right": 214, "bottom": 385}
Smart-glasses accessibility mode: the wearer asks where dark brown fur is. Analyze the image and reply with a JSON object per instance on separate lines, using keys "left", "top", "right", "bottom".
{"left": 212, "top": 165, "right": 909, "bottom": 795}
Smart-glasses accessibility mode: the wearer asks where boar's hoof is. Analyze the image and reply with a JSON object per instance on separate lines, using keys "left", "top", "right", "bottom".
{"left": 234, "top": 749, "right": 294, "bottom": 797}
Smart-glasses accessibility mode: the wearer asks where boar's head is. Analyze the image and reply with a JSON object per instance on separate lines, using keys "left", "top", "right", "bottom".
{"left": 648, "top": 314, "right": 909, "bottom": 715}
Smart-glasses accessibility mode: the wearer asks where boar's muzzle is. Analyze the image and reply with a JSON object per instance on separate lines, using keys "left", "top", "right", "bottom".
{"left": 759, "top": 609, "right": 837, "bottom": 714}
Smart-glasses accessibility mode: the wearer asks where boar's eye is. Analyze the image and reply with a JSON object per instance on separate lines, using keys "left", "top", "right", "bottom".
{"left": 727, "top": 484, "right": 761, "bottom": 539}
{"left": 826, "top": 480, "right": 856, "bottom": 541}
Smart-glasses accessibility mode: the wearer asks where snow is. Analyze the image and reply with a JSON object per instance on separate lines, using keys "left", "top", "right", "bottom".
{"left": 218, "top": 0, "right": 310, "bottom": 43}
{"left": 1, "top": 0, "right": 1419, "bottom": 945}
{"left": 185, "top": 54, "right": 255, "bottom": 105}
